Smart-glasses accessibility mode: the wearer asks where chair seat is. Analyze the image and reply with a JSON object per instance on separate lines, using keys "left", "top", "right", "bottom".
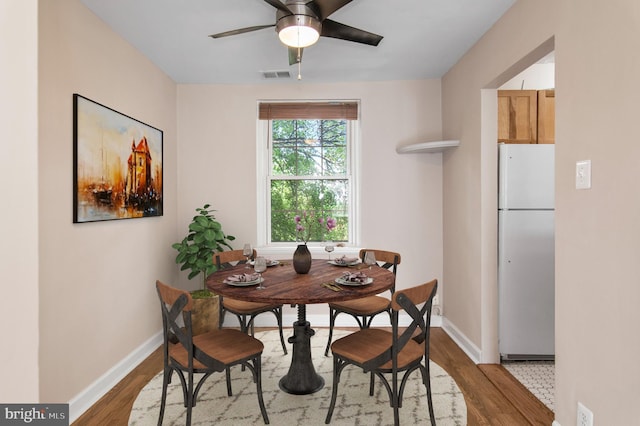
{"left": 169, "top": 329, "right": 264, "bottom": 369}
{"left": 329, "top": 295, "right": 390, "bottom": 316}
{"left": 331, "top": 328, "right": 424, "bottom": 370}
{"left": 223, "top": 297, "right": 280, "bottom": 314}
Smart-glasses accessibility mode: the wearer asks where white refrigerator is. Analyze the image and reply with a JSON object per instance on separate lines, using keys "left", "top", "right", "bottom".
{"left": 498, "top": 144, "right": 555, "bottom": 360}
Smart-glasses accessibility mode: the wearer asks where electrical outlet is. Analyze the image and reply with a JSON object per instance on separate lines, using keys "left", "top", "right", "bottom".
{"left": 577, "top": 402, "right": 593, "bottom": 426}
{"left": 433, "top": 295, "right": 440, "bottom": 306}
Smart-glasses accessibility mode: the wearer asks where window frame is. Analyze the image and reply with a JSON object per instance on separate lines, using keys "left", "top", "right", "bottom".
{"left": 256, "top": 103, "right": 360, "bottom": 248}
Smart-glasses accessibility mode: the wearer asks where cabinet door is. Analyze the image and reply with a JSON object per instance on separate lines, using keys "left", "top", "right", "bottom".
{"left": 537, "top": 89, "right": 555, "bottom": 144}
{"left": 498, "top": 90, "right": 538, "bottom": 144}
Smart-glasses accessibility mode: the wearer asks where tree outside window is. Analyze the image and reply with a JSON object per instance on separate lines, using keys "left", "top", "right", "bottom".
{"left": 269, "top": 119, "right": 350, "bottom": 243}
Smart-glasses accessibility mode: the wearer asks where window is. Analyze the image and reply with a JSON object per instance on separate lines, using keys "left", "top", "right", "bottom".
{"left": 257, "top": 101, "right": 359, "bottom": 246}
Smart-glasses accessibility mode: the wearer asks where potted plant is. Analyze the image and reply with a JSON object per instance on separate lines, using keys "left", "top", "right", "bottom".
{"left": 172, "top": 204, "right": 235, "bottom": 334}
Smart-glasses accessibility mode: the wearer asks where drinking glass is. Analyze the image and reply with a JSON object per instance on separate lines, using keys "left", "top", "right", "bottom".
{"left": 243, "top": 243, "right": 252, "bottom": 269}
{"left": 364, "top": 251, "right": 377, "bottom": 270}
{"left": 324, "top": 241, "right": 335, "bottom": 260}
{"left": 254, "top": 256, "right": 267, "bottom": 290}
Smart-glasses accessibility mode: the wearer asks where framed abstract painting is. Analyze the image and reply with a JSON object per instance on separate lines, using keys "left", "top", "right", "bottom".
{"left": 73, "top": 94, "right": 163, "bottom": 223}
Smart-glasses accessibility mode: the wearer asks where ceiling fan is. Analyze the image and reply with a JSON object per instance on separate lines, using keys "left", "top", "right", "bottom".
{"left": 209, "top": 0, "right": 383, "bottom": 66}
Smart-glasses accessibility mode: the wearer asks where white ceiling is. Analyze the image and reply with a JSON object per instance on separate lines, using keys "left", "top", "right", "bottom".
{"left": 80, "top": 0, "right": 516, "bottom": 84}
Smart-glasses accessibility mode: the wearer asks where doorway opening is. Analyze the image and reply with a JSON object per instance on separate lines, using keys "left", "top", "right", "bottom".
{"left": 497, "top": 51, "right": 555, "bottom": 412}
{"left": 480, "top": 37, "right": 555, "bottom": 412}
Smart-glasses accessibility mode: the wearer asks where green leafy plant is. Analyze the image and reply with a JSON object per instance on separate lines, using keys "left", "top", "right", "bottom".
{"left": 172, "top": 204, "right": 235, "bottom": 296}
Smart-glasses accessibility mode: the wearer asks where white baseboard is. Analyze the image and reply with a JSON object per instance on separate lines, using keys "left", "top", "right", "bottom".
{"left": 552, "top": 421, "right": 561, "bottom": 426}
{"left": 68, "top": 331, "right": 163, "bottom": 423}
{"left": 441, "top": 316, "right": 482, "bottom": 364}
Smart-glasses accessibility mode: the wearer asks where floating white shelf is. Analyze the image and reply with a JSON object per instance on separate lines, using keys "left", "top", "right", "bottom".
{"left": 396, "top": 140, "right": 460, "bottom": 154}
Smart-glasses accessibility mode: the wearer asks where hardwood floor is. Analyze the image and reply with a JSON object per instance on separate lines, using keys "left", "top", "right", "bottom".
{"left": 429, "top": 328, "right": 554, "bottom": 426}
{"left": 72, "top": 327, "right": 553, "bottom": 425}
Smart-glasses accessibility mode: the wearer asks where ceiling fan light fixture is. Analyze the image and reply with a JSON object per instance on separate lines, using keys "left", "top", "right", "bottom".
{"left": 276, "top": 15, "right": 321, "bottom": 48}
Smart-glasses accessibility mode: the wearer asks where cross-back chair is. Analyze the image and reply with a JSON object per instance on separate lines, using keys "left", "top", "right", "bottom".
{"left": 325, "top": 279, "right": 438, "bottom": 426}
{"left": 216, "top": 249, "right": 287, "bottom": 354}
{"left": 155, "top": 280, "right": 269, "bottom": 425}
{"left": 324, "top": 249, "right": 401, "bottom": 356}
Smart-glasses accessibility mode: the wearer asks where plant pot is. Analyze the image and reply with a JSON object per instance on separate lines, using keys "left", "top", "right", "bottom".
{"left": 190, "top": 294, "right": 219, "bottom": 335}
{"left": 293, "top": 244, "right": 312, "bottom": 274}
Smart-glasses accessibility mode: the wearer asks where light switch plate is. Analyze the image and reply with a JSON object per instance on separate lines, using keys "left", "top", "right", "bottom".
{"left": 576, "top": 160, "right": 591, "bottom": 190}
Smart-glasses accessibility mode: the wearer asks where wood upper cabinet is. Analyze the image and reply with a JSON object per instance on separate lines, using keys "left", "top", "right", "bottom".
{"left": 537, "top": 90, "right": 555, "bottom": 144}
{"left": 498, "top": 89, "right": 554, "bottom": 144}
{"left": 498, "top": 90, "right": 537, "bottom": 144}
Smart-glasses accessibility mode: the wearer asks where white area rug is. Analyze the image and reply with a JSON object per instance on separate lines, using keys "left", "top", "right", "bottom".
{"left": 129, "top": 329, "right": 466, "bottom": 425}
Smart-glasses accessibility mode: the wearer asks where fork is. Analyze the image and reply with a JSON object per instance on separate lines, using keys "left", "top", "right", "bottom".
{"left": 321, "top": 282, "right": 342, "bottom": 291}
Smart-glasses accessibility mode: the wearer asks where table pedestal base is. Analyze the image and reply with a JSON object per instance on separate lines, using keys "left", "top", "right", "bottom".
{"left": 278, "top": 320, "right": 324, "bottom": 395}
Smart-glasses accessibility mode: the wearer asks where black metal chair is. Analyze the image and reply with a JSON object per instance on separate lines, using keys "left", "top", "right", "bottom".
{"left": 156, "top": 280, "right": 269, "bottom": 425}
{"left": 325, "top": 279, "right": 438, "bottom": 426}
{"left": 324, "top": 249, "right": 401, "bottom": 356}
{"left": 216, "top": 249, "right": 287, "bottom": 355}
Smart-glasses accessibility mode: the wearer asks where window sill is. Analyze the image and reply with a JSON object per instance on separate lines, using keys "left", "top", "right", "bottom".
{"left": 254, "top": 245, "right": 360, "bottom": 259}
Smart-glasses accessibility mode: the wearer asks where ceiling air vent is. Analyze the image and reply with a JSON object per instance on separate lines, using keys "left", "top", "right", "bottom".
{"left": 262, "top": 70, "right": 291, "bottom": 79}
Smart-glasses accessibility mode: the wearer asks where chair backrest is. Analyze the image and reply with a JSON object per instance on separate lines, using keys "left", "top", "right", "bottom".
{"left": 363, "top": 279, "right": 437, "bottom": 371}
{"left": 358, "top": 249, "right": 401, "bottom": 275}
{"left": 156, "top": 280, "right": 223, "bottom": 371}
{"left": 215, "top": 249, "right": 257, "bottom": 269}
{"left": 359, "top": 249, "right": 401, "bottom": 293}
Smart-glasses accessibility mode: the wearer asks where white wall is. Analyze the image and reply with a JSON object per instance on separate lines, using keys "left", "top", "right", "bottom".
{"left": 500, "top": 61, "right": 555, "bottom": 90}
{"left": 443, "top": 0, "right": 640, "bottom": 423}
{"left": 441, "top": 0, "right": 557, "bottom": 361}
{"left": 0, "top": 0, "right": 39, "bottom": 402}
{"left": 38, "top": 0, "right": 177, "bottom": 408}
{"left": 176, "top": 81, "right": 444, "bottom": 318}
{"left": 554, "top": 0, "right": 640, "bottom": 423}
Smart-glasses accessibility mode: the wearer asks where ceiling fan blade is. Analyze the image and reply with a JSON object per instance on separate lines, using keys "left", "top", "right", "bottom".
{"left": 320, "top": 19, "right": 383, "bottom": 46}
{"left": 209, "top": 24, "right": 275, "bottom": 39}
{"left": 288, "top": 46, "right": 304, "bottom": 65}
{"left": 309, "top": 0, "right": 353, "bottom": 20}
{"left": 263, "top": 0, "right": 294, "bottom": 15}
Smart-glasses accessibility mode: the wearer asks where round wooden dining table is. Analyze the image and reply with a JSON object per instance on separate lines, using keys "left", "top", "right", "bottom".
{"left": 206, "top": 258, "right": 395, "bottom": 395}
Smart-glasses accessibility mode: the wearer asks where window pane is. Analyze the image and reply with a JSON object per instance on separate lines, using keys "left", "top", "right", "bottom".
{"left": 272, "top": 145, "right": 323, "bottom": 176}
{"left": 322, "top": 146, "right": 346, "bottom": 175}
{"left": 271, "top": 179, "right": 349, "bottom": 242}
{"left": 268, "top": 116, "right": 351, "bottom": 245}
{"left": 272, "top": 119, "right": 346, "bottom": 176}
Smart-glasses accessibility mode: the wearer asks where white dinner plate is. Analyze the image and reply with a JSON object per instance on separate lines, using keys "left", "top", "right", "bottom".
{"left": 224, "top": 277, "right": 264, "bottom": 287}
{"left": 335, "top": 276, "right": 373, "bottom": 286}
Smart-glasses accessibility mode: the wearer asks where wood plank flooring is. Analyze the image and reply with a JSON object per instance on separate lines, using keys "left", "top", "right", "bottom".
{"left": 72, "top": 327, "right": 553, "bottom": 425}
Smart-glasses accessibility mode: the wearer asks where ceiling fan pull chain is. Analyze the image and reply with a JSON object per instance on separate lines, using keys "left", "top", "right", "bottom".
{"left": 297, "top": 48, "right": 302, "bottom": 80}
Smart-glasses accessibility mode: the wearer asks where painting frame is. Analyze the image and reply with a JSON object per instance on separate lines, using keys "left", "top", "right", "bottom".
{"left": 73, "top": 94, "right": 163, "bottom": 223}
